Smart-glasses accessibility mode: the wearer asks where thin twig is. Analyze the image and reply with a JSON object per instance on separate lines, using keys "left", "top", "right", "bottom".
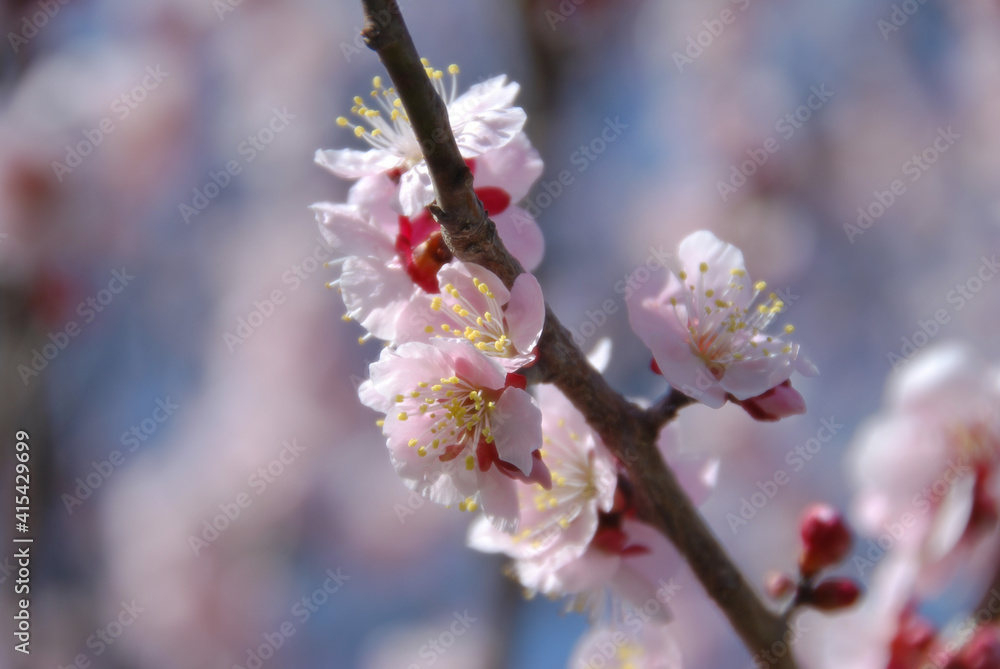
{"left": 356, "top": 2, "right": 799, "bottom": 666}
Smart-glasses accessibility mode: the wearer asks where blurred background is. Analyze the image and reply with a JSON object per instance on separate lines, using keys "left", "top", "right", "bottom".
{"left": 2, "top": 0, "right": 999, "bottom": 667}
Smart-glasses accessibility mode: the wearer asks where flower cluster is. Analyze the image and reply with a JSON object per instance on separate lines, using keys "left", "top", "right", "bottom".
{"left": 313, "top": 63, "right": 550, "bottom": 533}
{"left": 315, "top": 63, "right": 828, "bottom": 667}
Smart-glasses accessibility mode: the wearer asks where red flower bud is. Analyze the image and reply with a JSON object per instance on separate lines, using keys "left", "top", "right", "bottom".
{"left": 799, "top": 503, "right": 852, "bottom": 577}
{"left": 803, "top": 578, "right": 861, "bottom": 611}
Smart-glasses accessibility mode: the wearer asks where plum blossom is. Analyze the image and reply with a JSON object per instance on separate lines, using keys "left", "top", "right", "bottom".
{"left": 469, "top": 380, "right": 717, "bottom": 616}
{"left": 313, "top": 140, "right": 546, "bottom": 343}
{"left": 360, "top": 338, "right": 549, "bottom": 533}
{"left": 626, "top": 230, "right": 816, "bottom": 408}
{"left": 467, "top": 382, "right": 619, "bottom": 590}
{"left": 846, "top": 342, "right": 1000, "bottom": 572}
{"left": 397, "top": 260, "right": 545, "bottom": 371}
{"left": 569, "top": 624, "right": 683, "bottom": 669}
{"left": 315, "top": 63, "right": 526, "bottom": 215}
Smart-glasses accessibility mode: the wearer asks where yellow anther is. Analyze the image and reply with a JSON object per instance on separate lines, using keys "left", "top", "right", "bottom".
{"left": 410, "top": 391, "right": 420, "bottom": 398}
{"left": 441, "top": 324, "right": 450, "bottom": 332}
{"left": 705, "top": 289, "right": 715, "bottom": 298}
{"left": 755, "top": 281, "right": 767, "bottom": 291}
{"left": 458, "top": 309, "right": 469, "bottom": 318}
{"left": 679, "top": 271, "right": 688, "bottom": 281}
{"left": 670, "top": 297, "right": 678, "bottom": 306}
{"left": 731, "top": 268, "right": 746, "bottom": 277}
{"left": 432, "top": 384, "right": 442, "bottom": 391}
{"left": 448, "top": 64, "right": 460, "bottom": 74}
{"left": 408, "top": 438, "right": 418, "bottom": 447}
{"left": 452, "top": 304, "right": 463, "bottom": 314}
{"left": 424, "top": 325, "right": 433, "bottom": 333}
{"left": 420, "top": 57, "right": 430, "bottom": 66}
{"left": 395, "top": 394, "right": 405, "bottom": 403}
{"left": 393, "top": 99, "right": 402, "bottom": 107}
{"left": 371, "top": 129, "right": 382, "bottom": 137}
{"left": 390, "top": 110, "right": 400, "bottom": 121}
{"left": 484, "top": 312, "right": 492, "bottom": 322}
{"left": 354, "top": 126, "right": 365, "bottom": 137}
{"left": 465, "top": 455, "right": 475, "bottom": 471}
{"left": 353, "top": 96, "right": 364, "bottom": 105}
{"left": 784, "top": 324, "right": 795, "bottom": 333}
{"left": 336, "top": 116, "right": 348, "bottom": 127}
{"left": 357, "top": 336, "right": 366, "bottom": 344}
{"left": 417, "top": 446, "right": 427, "bottom": 457}
{"left": 478, "top": 283, "right": 490, "bottom": 295}
{"left": 419, "top": 382, "right": 429, "bottom": 387}
{"left": 376, "top": 419, "right": 384, "bottom": 427}
{"left": 341, "top": 314, "right": 352, "bottom": 321}
{"left": 431, "top": 297, "right": 443, "bottom": 310}
{"left": 373, "top": 76, "right": 382, "bottom": 88}
{"left": 397, "top": 412, "right": 408, "bottom": 421}
{"left": 783, "top": 345, "right": 792, "bottom": 354}
{"left": 476, "top": 342, "right": 488, "bottom": 351}
{"left": 476, "top": 316, "right": 484, "bottom": 326}
{"left": 699, "top": 262, "right": 709, "bottom": 273}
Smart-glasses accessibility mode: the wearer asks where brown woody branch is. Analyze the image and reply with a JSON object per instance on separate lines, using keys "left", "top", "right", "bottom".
{"left": 358, "top": 1, "right": 799, "bottom": 666}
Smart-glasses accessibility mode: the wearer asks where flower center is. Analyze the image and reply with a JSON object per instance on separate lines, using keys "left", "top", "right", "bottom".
{"left": 670, "top": 264, "right": 795, "bottom": 368}
{"left": 396, "top": 375, "right": 499, "bottom": 465}
{"left": 336, "top": 61, "right": 461, "bottom": 167}
{"left": 429, "top": 278, "right": 514, "bottom": 359}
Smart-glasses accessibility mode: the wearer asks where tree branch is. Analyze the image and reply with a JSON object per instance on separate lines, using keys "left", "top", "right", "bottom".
{"left": 357, "top": 2, "right": 799, "bottom": 666}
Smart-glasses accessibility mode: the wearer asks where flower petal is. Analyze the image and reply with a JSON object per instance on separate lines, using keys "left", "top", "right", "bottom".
{"left": 314, "top": 147, "right": 400, "bottom": 179}
{"left": 491, "top": 387, "right": 542, "bottom": 476}
{"left": 505, "top": 272, "right": 545, "bottom": 355}
{"left": 493, "top": 206, "right": 545, "bottom": 271}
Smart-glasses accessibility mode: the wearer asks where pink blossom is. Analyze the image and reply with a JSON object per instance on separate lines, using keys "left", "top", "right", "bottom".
{"left": 396, "top": 260, "right": 545, "bottom": 371}
{"left": 315, "top": 66, "right": 526, "bottom": 216}
{"left": 469, "top": 381, "right": 716, "bottom": 614}
{"left": 847, "top": 342, "right": 1000, "bottom": 570}
{"left": 626, "top": 230, "right": 816, "bottom": 408}
{"left": 569, "top": 624, "right": 683, "bottom": 669}
{"left": 467, "top": 382, "right": 619, "bottom": 585}
{"left": 360, "top": 338, "right": 549, "bottom": 533}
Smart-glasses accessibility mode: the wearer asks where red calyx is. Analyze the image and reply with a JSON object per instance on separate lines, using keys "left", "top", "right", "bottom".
{"left": 475, "top": 440, "right": 552, "bottom": 490}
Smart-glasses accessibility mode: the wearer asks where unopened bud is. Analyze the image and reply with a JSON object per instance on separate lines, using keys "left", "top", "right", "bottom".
{"left": 803, "top": 578, "right": 861, "bottom": 611}
{"left": 799, "top": 503, "right": 852, "bottom": 577}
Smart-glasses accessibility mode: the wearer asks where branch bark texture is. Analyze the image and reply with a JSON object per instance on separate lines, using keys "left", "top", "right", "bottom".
{"left": 358, "top": 2, "right": 800, "bottom": 666}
